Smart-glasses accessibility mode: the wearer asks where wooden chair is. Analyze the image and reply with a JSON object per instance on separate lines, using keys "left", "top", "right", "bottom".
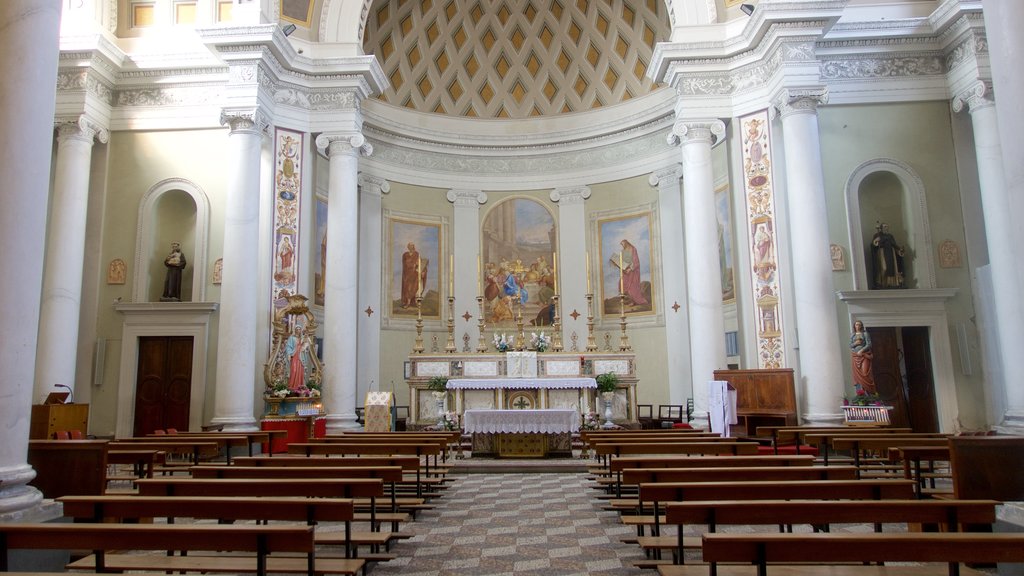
{"left": 54, "top": 431, "right": 70, "bottom": 440}
{"left": 637, "top": 405, "right": 654, "bottom": 429}
{"left": 656, "top": 405, "right": 684, "bottom": 428}
{"left": 69, "top": 430, "right": 84, "bottom": 439}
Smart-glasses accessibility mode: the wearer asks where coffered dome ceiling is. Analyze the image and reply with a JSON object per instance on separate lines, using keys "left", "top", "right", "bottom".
{"left": 362, "top": 0, "right": 671, "bottom": 118}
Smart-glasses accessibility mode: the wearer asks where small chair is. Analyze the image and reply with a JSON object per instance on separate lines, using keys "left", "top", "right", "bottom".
{"left": 69, "top": 430, "right": 84, "bottom": 439}
{"left": 657, "top": 404, "right": 684, "bottom": 428}
{"left": 394, "top": 405, "right": 410, "bottom": 431}
{"left": 637, "top": 404, "right": 654, "bottom": 429}
{"left": 164, "top": 428, "right": 178, "bottom": 434}
{"left": 54, "top": 430, "right": 71, "bottom": 440}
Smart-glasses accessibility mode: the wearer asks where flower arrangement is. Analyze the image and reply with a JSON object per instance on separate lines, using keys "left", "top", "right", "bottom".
{"left": 269, "top": 380, "right": 321, "bottom": 399}
{"left": 434, "top": 411, "right": 460, "bottom": 431}
{"left": 595, "top": 372, "right": 619, "bottom": 394}
{"left": 530, "top": 331, "right": 551, "bottom": 352}
{"left": 844, "top": 389, "right": 883, "bottom": 406}
{"left": 580, "top": 411, "right": 601, "bottom": 431}
{"left": 427, "top": 376, "right": 449, "bottom": 394}
{"left": 493, "top": 333, "right": 511, "bottom": 352}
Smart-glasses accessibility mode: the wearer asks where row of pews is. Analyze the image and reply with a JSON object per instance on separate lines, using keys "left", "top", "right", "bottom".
{"left": 10, "top": 430, "right": 461, "bottom": 576}
{"left": 580, "top": 427, "right": 1024, "bottom": 576}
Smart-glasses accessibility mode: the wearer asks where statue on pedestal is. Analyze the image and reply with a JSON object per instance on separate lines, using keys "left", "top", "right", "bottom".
{"left": 161, "top": 242, "right": 186, "bottom": 301}
{"left": 870, "top": 222, "right": 906, "bottom": 289}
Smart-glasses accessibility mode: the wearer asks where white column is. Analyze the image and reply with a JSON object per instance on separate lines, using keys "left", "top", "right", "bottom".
{"left": 550, "top": 186, "right": 591, "bottom": 351}
{"left": 317, "top": 133, "right": 372, "bottom": 432}
{"left": 447, "top": 189, "right": 487, "bottom": 348}
{"left": 210, "top": 110, "right": 265, "bottom": 432}
{"left": 774, "top": 89, "right": 844, "bottom": 425}
{"left": 0, "top": 0, "right": 61, "bottom": 518}
{"left": 673, "top": 120, "right": 727, "bottom": 428}
{"left": 33, "top": 116, "right": 108, "bottom": 402}
{"left": 357, "top": 174, "right": 389, "bottom": 399}
{"left": 984, "top": 1, "right": 1024, "bottom": 431}
{"left": 650, "top": 166, "right": 691, "bottom": 405}
{"left": 953, "top": 82, "right": 1024, "bottom": 433}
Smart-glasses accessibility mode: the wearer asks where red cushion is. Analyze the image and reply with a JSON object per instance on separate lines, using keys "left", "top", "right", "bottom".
{"left": 671, "top": 422, "right": 693, "bottom": 429}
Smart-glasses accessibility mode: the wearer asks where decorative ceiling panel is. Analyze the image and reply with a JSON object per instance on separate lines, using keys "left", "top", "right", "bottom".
{"left": 363, "top": 0, "right": 669, "bottom": 118}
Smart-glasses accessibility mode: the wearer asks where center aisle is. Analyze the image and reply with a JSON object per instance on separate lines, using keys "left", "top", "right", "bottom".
{"left": 370, "top": 472, "right": 651, "bottom": 575}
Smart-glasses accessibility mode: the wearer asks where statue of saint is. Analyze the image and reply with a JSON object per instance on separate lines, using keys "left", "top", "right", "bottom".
{"left": 871, "top": 222, "right": 906, "bottom": 289}
{"left": 850, "top": 320, "right": 877, "bottom": 394}
{"left": 161, "top": 242, "right": 187, "bottom": 302}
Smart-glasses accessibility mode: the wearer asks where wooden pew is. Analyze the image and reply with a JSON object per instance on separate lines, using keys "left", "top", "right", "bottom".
{"left": 27, "top": 440, "right": 108, "bottom": 498}
{"left": 106, "top": 439, "right": 221, "bottom": 467}
{"left": 949, "top": 436, "right": 1024, "bottom": 500}
{"left": 890, "top": 445, "right": 952, "bottom": 498}
{"left": 286, "top": 442, "right": 445, "bottom": 495}
{"left": 802, "top": 432, "right": 947, "bottom": 466}
{"left": 697, "top": 533, "right": 1024, "bottom": 576}
{"left": 592, "top": 442, "right": 761, "bottom": 474}
{"left": 754, "top": 426, "right": 912, "bottom": 455}
{"left": 0, "top": 523, "right": 363, "bottom": 576}
{"left": 653, "top": 499, "right": 999, "bottom": 567}
{"left": 307, "top": 436, "right": 451, "bottom": 469}
{"left": 601, "top": 455, "right": 816, "bottom": 496}
{"left": 828, "top": 435, "right": 949, "bottom": 476}
{"left": 58, "top": 494, "right": 394, "bottom": 561}
{"left": 148, "top": 431, "right": 272, "bottom": 457}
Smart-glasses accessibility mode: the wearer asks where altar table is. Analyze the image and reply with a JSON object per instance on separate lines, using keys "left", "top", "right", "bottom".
{"left": 463, "top": 409, "right": 578, "bottom": 458}
{"left": 449, "top": 378, "right": 596, "bottom": 391}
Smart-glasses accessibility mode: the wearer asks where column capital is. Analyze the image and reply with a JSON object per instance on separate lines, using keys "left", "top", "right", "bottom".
{"left": 772, "top": 87, "right": 828, "bottom": 119}
{"left": 358, "top": 173, "right": 390, "bottom": 197}
{"left": 668, "top": 119, "right": 725, "bottom": 147}
{"left": 54, "top": 114, "right": 109, "bottom": 145}
{"left": 316, "top": 132, "right": 373, "bottom": 158}
{"left": 649, "top": 165, "right": 683, "bottom": 189}
{"left": 446, "top": 189, "right": 487, "bottom": 206}
{"left": 952, "top": 80, "right": 996, "bottom": 114}
{"left": 219, "top": 108, "right": 269, "bottom": 135}
{"left": 549, "top": 185, "right": 591, "bottom": 204}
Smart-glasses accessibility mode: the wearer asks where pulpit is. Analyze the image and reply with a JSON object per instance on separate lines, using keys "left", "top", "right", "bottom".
{"left": 713, "top": 368, "right": 797, "bottom": 435}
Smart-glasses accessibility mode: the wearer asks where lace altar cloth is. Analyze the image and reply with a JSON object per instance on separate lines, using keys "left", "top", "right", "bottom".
{"left": 447, "top": 377, "right": 596, "bottom": 390}
{"left": 463, "top": 409, "right": 580, "bottom": 434}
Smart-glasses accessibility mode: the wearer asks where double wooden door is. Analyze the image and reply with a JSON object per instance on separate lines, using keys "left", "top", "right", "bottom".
{"left": 868, "top": 326, "right": 938, "bottom": 432}
{"left": 134, "top": 336, "right": 193, "bottom": 436}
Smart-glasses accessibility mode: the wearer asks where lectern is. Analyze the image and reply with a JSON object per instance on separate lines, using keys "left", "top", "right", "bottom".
{"left": 30, "top": 402, "right": 89, "bottom": 439}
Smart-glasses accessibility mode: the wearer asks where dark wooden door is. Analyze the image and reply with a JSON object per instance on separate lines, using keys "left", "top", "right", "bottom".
{"left": 868, "top": 328, "right": 911, "bottom": 429}
{"left": 134, "top": 336, "right": 193, "bottom": 436}
{"left": 901, "top": 326, "right": 939, "bottom": 432}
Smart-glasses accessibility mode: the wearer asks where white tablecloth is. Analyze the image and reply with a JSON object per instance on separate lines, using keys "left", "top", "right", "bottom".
{"left": 463, "top": 409, "right": 580, "bottom": 434}
{"left": 447, "top": 377, "right": 596, "bottom": 390}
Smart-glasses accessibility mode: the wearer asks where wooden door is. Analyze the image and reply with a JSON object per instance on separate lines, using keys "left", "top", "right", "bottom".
{"left": 868, "top": 328, "right": 911, "bottom": 428}
{"left": 134, "top": 336, "right": 193, "bottom": 436}
{"left": 901, "top": 326, "right": 939, "bottom": 432}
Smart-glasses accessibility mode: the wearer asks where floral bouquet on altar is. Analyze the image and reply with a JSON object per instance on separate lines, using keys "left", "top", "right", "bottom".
{"left": 580, "top": 411, "right": 601, "bottom": 431}
{"left": 530, "top": 331, "right": 550, "bottom": 352}
{"left": 844, "top": 389, "right": 882, "bottom": 406}
{"left": 270, "top": 380, "right": 321, "bottom": 399}
{"left": 434, "top": 411, "right": 460, "bottom": 431}
{"left": 493, "top": 333, "right": 511, "bottom": 352}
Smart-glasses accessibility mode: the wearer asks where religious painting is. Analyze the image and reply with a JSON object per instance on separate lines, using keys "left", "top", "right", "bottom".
{"left": 107, "top": 258, "right": 126, "bottom": 285}
{"left": 280, "top": 0, "right": 314, "bottom": 25}
{"left": 313, "top": 198, "right": 328, "bottom": 306}
{"left": 270, "top": 129, "right": 303, "bottom": 329}
{"left": 716, "top": 185, "right": 735, "bottom": 302}
{"left": 389, "top": 218, "right": 441, "bottom": 318}
{"left": 598, "top": 212, "right": 654, "bottom": 317}
{"left": 480, "top": 197, "right": 557, "bottom": 331}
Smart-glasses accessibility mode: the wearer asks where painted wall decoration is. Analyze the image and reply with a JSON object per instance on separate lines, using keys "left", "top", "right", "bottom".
{"left": 107, "top": 258, "right": 126, "bottom": 285}
{"left": 716, "top": 185, "right": 735, "bottom": 302}
{"left": 314, "top": 198, "right": 328, "bottom": 306}
{"left": 389, "top": 218, "right": 441, "bottom": 318}
{"left": 271, "top": 129, "right": 303, "bottom": 322}
{"left": 481, "top": 197, "right": 558, "bottom": 330}
{"left": 739, "top": 110, "right": 786, "bottom": 368}
{"left": 938, "top": 239, "right": 961, "bottom": 268}
{"left": 598, "top": 211, "right": 655, "bottom": 317}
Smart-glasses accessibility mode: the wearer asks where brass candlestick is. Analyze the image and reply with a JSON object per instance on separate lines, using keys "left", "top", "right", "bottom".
{"left": 585, "top": 293, "right": 598, "bottom": 352}
{"left": 476, "top": 296, "right": 488, "bottom": 353}
{"left": 515, "top": 296, "right": 526, "bottom": 351}
{"left": 445, "top": 296, "right": 457, "bottom": 353}
{"left": 551, "top": 294, "right": 563, "bottom": 352}
{"left": 618, "top": 292, "right": 632, "bottom": 351}
{"left": 413, "top": 296, "right": 425, "bottom": 354}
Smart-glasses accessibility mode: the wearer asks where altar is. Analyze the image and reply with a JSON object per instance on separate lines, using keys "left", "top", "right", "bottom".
{"left": 406, "top": 351, "right": 638, "bottom": 428}
{"left": 463, "top": 409, "right": 579, "bottom": 458}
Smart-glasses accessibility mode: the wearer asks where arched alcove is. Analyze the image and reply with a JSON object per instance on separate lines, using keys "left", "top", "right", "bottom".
{"left": 133, "top": 178, "right": 211, "bottom": 302}
{"left": 845, "top": 159, "right": 935, "bottom": 291}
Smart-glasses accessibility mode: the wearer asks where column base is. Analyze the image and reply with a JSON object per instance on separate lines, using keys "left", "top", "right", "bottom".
{"left": 0, "top": 464, "right": 49, "bottom": 520}
{"left": 209, "top": 416, "right": 259, "bottom": 432}
{"left": 324, "top": 413, "right": 362, "bottom": 433}
{"left": 801, "top": 411, "right": 846, "bottom": 427}
{"left": 995, "top": 409, "right": 1024, "bottom": 435}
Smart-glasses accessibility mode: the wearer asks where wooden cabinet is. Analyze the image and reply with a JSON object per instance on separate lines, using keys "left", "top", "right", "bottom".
{"left": 713, "top": 369, "right": 797, "bottom": 435}
{"left": 28, "top": 439, "right": 108, "bottom": 498}
{"left": 30, "top": 403, "right": 89, "bottom": 439}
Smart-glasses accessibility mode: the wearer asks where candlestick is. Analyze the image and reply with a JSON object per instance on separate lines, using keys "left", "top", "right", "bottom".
{"left": 552, "top": 251, "right": 558, "bottom": 293}
{"left": 477, "top": 255, "right": 482, "bottom": 294}
{"left": 417, "top": 258, "right": 422, "bottom": 295}
{"left": 449, "top": 254, "right": 454, "bottom": 294}
{"left": 586, "top": 253, "right": 591, "bottom": 293}
{"left": 618, "top": 251, "right": 623, "bottom": 294}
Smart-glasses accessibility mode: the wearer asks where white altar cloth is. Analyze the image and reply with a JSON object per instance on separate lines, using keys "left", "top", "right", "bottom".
{"left": 448, "top": 377, "right": 596, "bottom": 390}
{"left": 463, "top": 409, "right": 580, "bottom": 434}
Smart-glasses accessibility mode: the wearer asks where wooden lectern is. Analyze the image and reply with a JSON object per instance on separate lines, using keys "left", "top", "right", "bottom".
{"left": 30, "top": 400, "right": 89, "bottom": 439}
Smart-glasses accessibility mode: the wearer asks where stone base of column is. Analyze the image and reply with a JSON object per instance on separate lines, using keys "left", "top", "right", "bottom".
{"left": 801, "top": 411, "right": 846, "bottom": 427}
{"left": 688, "top": 413, "right": 710, "bottom": 432}
{"left": 324, "top": 413, "right": 362, "bottom": 433}
{"left": 210, "top": 417, "right": 260, "bottom": 432}
{"left": 0, "top": 464, "right": 51, "bottom": 521}
{"left": 995, "top": 409, "right": 1024, "bottom": 435}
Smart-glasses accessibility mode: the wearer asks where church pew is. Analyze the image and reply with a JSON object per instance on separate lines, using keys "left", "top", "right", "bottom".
{"left": 889, "top": 445, "right": 951, "bottom": 498}
{"left": 147, "top": 431, "right": 272, "bottom": 457}
{"left": 0, "top": 523, "right": 365, "bottom": 576}
{"left": 949, "top": 436, "right": 1024, "bottom": 501}
{"left": 592, "top": 441, "right": 761, "bottom": 472}
{"left": 649, "top": 498, "right": 999, "bottom": 567}
{"left": 310, "top": 436, "right": 452, "bottom": 464}
{"left": 801, "top": 432, "right": 948, "bottom": 466}
{"left": 286, "top": 442, "right": 445, "bottom": 493}
{"left": 754, "top": 426, "right": 912, "bottom": 455}
{"left": 57, "top": 494, "right": 398, "bottom": 561}
{"left": 106, "top": 439, "right": 222, "bottom": 467}
{"left": 598, "top": 454, "right": 816, "bottom": 495}
{"left": 827, "top": 435, "right": 949, "bottom": 475}
{"left": 695, "top": 532, "right": 1024, "bottom": 576}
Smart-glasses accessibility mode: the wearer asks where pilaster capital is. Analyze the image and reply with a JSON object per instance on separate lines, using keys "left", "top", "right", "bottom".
{"left": 358, "top": 173, "right": 391, "bottom": 197}
{"left": 952, "top": 80, "right": 995, "bottom": 114}
{"left": 54, "top": 114, "right": 109, "bottom": 145}
{"left": 315, "top": 132, "right": 373, "bottom": 159}
{"left": 219, "top": 108, "right": 269, "bottom": 135}
{"left": 549, "top": 185, "right": 591, "bottom": 204}
{"left": 649, "top": 165, "right": 683, "bottom": 189}
{"left": 772, "top": 87, "right": 828, "bottom": 119}
{"left": 667, "top": 119, "right": 725, "bottom": 147}
{"left": 446, "top": 189, "right": 487, "bottom": 206}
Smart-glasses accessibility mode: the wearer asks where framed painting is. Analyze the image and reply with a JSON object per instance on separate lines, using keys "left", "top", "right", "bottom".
{"left": 313, "top": 197, "right": 327, "bottom": 306}
{"left": 598, "top": 211, "right": 655, "bottom": 317}
{"left": 716, "top": 184, "right": 736, "bottom": 303}
{"left": 389, "top": 218, "right": 441, "bottom": 319}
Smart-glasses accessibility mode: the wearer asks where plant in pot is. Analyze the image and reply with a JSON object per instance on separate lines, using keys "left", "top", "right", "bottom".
{"left": 427, "top": 376, "right": 449, "bottom": 418}
{"left": 595, "top": 372, "right": 619, "bottom": 428}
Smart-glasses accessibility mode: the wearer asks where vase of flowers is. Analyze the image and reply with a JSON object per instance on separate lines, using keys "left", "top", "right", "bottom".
{"left": 529, "top": 331, "right": 550, "bottom": 352}
{"left": 493, "top": 333, "right": 511, "bottom": 352}
{"left": 428, "top": 376, "right": 449, "bottom": 417}
{"left": 595, "top": 372, "right": 619, "bottom": 428}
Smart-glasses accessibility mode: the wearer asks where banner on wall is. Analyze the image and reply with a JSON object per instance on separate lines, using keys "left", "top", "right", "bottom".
{"left": 271, "top": 129, "right": 303, "bottom": 327}
{"left": 738, "top": 110, "right": 785, "bottom": 368}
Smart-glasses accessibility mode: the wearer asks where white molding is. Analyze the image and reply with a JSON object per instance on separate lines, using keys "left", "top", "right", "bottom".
{"left": 133, "top": 178, "right": 211, "bottom": 303}
{"left": 113, "top": 302, "right": 218, "bottom": 437}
